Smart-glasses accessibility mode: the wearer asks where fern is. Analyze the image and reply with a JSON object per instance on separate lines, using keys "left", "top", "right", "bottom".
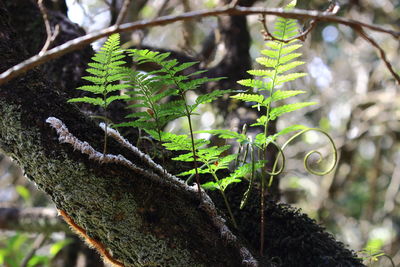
{"left": 68, "top": 34, "right": 129, "bottom": 154}
{"left": 125, "top": 49, "right": 229, "bottom": 197}
{"left": 119, "top": 49, "right": 241, "bottom": 225}
{"left": 116, "top": 68, "right": 183, "bottom": 142}
{"left": 200, "top": 0, "right": 316, "bottom": 254}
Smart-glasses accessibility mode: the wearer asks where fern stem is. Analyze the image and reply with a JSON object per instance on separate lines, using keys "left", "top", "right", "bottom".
{"left": 103, "top": 121, "right": 108, "bottom": 155}
{"left": 259, "top": 148, "right": 266, "bottom": 256}
{"left": 240, "top": 145, "right": 255, "bottom": 209}
{"left": 102, "top": 93, "right": 109, "bottom": 155}
{"left": 259, "top": 18, "right": 289, "bottom": 256}
{"left": 209, "top": 169, "right": 238, "bottom": 228}
{"left": 168, "top": 66, "right": 202, "bottom": 198}
{"left": 140, "top": 78, "right": 166, "bottom": 172}
{"left": 186, "top": 113, "right": 202, "bottom": 199}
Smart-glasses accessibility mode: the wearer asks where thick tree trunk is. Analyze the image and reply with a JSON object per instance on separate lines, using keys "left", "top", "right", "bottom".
{"left": 0, "top": 1, "right": 364, "bottom": 266}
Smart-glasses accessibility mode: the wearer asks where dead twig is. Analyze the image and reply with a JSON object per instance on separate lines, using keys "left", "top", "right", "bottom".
{"left": 260, "top": 2, "right": 340, "bottom": 43}
{"left": 37, "top": 0, "right": 60, "bottom": 55}
{"left": 355, "top": 26, "right": 400, "bottom": 84}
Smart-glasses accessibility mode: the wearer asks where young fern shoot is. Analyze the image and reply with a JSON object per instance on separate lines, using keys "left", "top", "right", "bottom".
{"left": 68, "top": 34, "right": 129, "bottom": 154}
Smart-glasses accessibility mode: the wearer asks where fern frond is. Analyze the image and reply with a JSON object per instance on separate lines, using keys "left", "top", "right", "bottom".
{"left": 69, "top": 33, "right": 128, "bottom": 108}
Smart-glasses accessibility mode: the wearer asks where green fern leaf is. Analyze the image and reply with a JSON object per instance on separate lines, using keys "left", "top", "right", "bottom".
{"left": 270, "top": 90, "right": 306, "bottom": 102}
{"left": 275, "top": 124, "right": 307, "bottom": 137}
{"left": 197, "top": 145, "right": 231, "bottom": 162}
{"left": 201, "top": 181, "right": 220, "bottom": 191}
{"left": 269, "top": 102, "right": 316, "bottom": 120}
{"left": 276, "top": 73, "right": 307, "bottom": 85}
{"left": 250, "top": 115, "right": 268, "bottom": 127}
{"left": 172, "top": 61, "right": 198, "bottom": 73}
{"left": 247, "top": 69, "right": 276, "bottom": 78}
{"left": 279, "top": 53, "right": 303, "bottom": 65}
{"left": 219, "top": 176, "right": 242, "bottom": 192}
{"left": 264, "top": 41, "right": 281, "bottom": 50}
{"left": 256, "top": 57, "right": 278, "bottom": 68}
{"left": 231, "top": 93, "right": 264, "bottom": 104}
{"left": 75, "top": 85, "right": 103, "bottom": 94}
{"left": 178, "top": 168, "right": 212, "bottom": 177}
{"left": 260, "top": 49, "right": 279, "bottom": 59}
{"left": 216, "top": 154, "right": 238, "bottom": 169}
{"left": 237, "top": 79, "right": 266, "bottom": 90}
{"left": 105, "top": 83, "right": 130, "bottom": 92}
{"left": 68, "top": 97, "right": 104, "bottom": 106}
{"left": 82, "top": 76, "right": 104, "bottom": 85}
{"left": 105, "top": 95, "right": 129, "bottom": 106}
{"left": 277, "top": 61, "right": 305, "bottom": 74}
{"left": 125, "top": 111, "right": 150, "bottom": 119}
{"left": 280, "top": 44, "right": 303, "bottom": 55}
{"left": 230, "top": 161, "right": 266, "bottom": 179}
{"left": 195, "top": 89, "right": 231, "bottom": 105}
{"left": 196, "top": 129, "right": 248, "bottom": 144}
{"left": 173, "top": 152, "right": 196, "bottom": 162}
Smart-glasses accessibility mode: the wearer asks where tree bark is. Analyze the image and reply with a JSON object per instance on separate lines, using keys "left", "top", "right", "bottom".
{"left": 0, "top": 1, "right": 364, "bottom": 266}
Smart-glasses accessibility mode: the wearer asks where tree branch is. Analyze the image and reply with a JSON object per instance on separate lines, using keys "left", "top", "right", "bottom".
{"left": 260, "top": 2, "right": 340, "bottom": 43}
{"left": 355, "top": 26, "right": 400, "bottom": 84}
{"left": 37, "top": 0, "right": 60, "bottom": 55}
{"left": 1, "top": 5, "right": 398, "bottom": 86}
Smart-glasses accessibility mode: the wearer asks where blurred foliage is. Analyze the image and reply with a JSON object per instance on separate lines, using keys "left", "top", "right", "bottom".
{"left": 0, "top": 233, "right": 72, "bottom": 267}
